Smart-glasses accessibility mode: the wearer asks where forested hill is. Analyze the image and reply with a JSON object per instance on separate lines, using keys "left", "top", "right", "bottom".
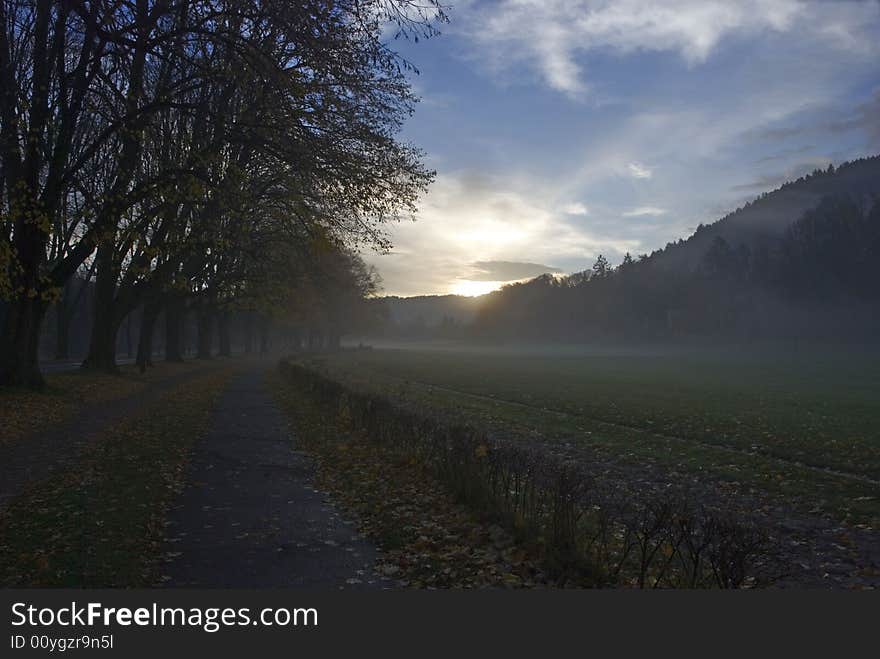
{"left": 652, "top": 155, "right": 880, "bottom": 273}
{"left": 470, "top": 155, "right": 880, "bottom": 341}
{"left": 372, "top": 156, "right": 880, "bottom": 342}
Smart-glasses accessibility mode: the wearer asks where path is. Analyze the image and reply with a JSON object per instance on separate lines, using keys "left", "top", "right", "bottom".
{"left": 161, "top": 368, "right": 381, "bottom": 588}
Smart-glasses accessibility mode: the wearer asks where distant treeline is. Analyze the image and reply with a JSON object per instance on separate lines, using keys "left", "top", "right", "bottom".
{"left": 375, "top": 156, "right": 880, "bottom": 342}
{"left": 471, "top": 195, "right": 880, "bottom": 341}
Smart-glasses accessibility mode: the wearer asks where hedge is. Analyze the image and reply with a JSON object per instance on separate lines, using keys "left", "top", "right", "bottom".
{"left": 279, "top": 360, "right": 775, "bottom": 588}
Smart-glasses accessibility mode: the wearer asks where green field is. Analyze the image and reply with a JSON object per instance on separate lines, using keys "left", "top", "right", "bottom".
{"left": 300, "top": 342, "right": 880, "bottom": 528}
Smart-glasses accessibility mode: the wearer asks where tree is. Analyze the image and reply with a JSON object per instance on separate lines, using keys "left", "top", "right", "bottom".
{"left": 701, "top": 237, "right": 746, "bottom": 281}
{"left": 1, "top": 0, "right": 446, "bottom": 386}
{"left": 0, "top": 1, "right": 212, "bottom": 384}
{"left": 1, "top": 1, "right": 115, "bottom": 385}
{"left": 592, "top": 254, "right": 611, "bottom": 278}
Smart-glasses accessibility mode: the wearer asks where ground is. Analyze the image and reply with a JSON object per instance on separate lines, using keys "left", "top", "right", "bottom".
{"left": 1, "top": 346, "right": 877, "bottom": 588}
{"left": 293, "top": 342, "right": 880, "bottom": 588}
{"left": 308, "top": 343, "right": 880, "bottom": 523}
{"left": 0, "top": 356, "right": 541, "bottom": 589}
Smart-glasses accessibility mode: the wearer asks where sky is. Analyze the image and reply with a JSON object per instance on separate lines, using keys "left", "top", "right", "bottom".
{"left": 368, "top": 0, "right": 880, "bottom": 297}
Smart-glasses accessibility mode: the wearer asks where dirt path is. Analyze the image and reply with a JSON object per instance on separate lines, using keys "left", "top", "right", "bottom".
{"left": 0, "top": 364, "right": 212, "bottom": 509}
{"left": 160, "top": 368, "right": 381, "bottom": 588}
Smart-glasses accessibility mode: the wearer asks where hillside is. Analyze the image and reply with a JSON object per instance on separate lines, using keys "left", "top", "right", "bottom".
{"left": 651, "top": 155, "right": 880, "bottom": 273}
{"left": 478, "top": 156, "right": 880, "bottom": 341}
{"left": 367, "top": 155, "right": 880, "bottom": 342}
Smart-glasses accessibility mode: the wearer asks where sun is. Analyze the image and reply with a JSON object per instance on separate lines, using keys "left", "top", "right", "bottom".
{"left": 449, "top": 279, "right": 504, "bottom": 297}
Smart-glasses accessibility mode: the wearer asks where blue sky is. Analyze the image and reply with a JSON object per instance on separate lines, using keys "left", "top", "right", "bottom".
{"left": 368, "top": 0, "right": 880, "bottom": 297}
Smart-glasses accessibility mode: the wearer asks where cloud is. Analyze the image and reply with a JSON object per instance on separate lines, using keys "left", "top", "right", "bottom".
{"left": 751, "top": 91, "right": 880, "bottom": 147}
{"left": 753, "top": 145, "right": 815, "bottom": 164}
{"left": 561, "top": 202, "right": 590, "bottom": 215}
{"left": 368, "top": 171, "right": 640, "bottom": 296}
{"left": 730, "top": 158, "right": 832, "bottom": 192}
{"left": 468, "top": 261, "right": 562, "bottom": 282}
{"left": 623, "top": 206, "right": 667, "bottom": 217}
{"left": 457, "top": 0, "right": 879, "bottom": 97}
{"left": 627, "top": 162, "right": 653, "bottom": 179}
{"left": 380, "top": 2, "right": 880, "bottom": 296}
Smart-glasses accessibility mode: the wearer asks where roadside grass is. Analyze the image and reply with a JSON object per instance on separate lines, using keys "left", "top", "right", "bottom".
{"left": 0, "top": 361, "right": 207, "bottom": 447}
{"left": 300, "top": 348, "right": 880, "bottom": 529}
{"left": 270, "top": 370, "right": 564, "bottom": 589}
{"left": 0, "top": 366, "right": 237, "bottom": 587}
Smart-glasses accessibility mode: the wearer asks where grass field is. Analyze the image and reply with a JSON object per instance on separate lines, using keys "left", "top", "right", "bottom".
{"left": 0, "top": 364, "right": 237, "bottom": 586}
{"left": 0, "top": 361, "right": 209, "bottom": 446}
{"left": 299, "top": 342, "right": 880, "bottom": 528}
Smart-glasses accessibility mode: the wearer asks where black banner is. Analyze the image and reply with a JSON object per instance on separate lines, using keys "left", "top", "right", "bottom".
{"left": 1, "top": 590, "right": 875, "bottom": 656}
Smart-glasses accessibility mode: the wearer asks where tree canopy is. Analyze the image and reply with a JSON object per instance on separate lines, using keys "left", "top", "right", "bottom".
{"left": 1, "top": 0, "right": 445, "bottom": 386}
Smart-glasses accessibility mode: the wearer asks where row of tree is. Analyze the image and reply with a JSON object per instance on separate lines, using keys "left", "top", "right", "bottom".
{"left": 1, "top": 0, "right": 444, "bottom": 387}
{"left": 0, "top": 240, "right": 381, "bottom": 368}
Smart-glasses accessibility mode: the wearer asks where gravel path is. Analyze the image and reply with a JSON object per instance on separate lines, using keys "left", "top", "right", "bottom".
{"left": 161, "top": 368, "right": 382, "bottom": 588}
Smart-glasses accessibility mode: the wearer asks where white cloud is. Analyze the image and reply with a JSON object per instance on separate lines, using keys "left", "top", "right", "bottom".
{"left": 457, "top": 0, "right": 878, "bottom": 97}
{"left": 627, "top": 162, "right": 653, "bottom": 179}
{"left": 623, "top": 206, "right": 667, "bottom": 217}
{"left": 562, "top": 202, "right": 590, "bottom": 215}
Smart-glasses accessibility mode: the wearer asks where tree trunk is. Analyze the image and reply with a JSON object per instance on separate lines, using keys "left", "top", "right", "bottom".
{"left": 136, "top": 299, "right": 162, "bottom": 373}
{"left": 54, "top": 281, "right": 72, "bottom": 360}
{"left": 328, "top": 333, "right": 341, "bottom": 351}
{"left": 0, "top": 298, "right": 47, "bottom": 388}
{"left": 308, "top": 328, "right": 323, "bottom": 351}
{"left": 81, "top": 243, "right": 120, "bottom": 372}
{"left": 165, "top": 295, "right": 185, "bottom": 362}
{"left": 196, "top": 303, "right": 214, "bottom": 359}
{"left": 81, "top": 310, "right": 121, "bottom": 372}
{"left": 218, "top": 311, "right": 231, "bottom": 357}
{"left": 259, "top": 317, "right": 269, "bottom": 354}
{"left": 125, "top": 311, "right": 133, "bottom": 358}
{"left": 244, "top": 312, "right": 254, "bottom": 353}
{"left": 0, "top": 192, "right": 51, "bottom": 387}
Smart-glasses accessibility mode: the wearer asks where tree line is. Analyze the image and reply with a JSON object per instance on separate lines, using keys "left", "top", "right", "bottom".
{"left": 469, "top": 194, "right": 880, "bottom": 342}
{"left": 1, "top": 0, "right": 445, "bottom": 387}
